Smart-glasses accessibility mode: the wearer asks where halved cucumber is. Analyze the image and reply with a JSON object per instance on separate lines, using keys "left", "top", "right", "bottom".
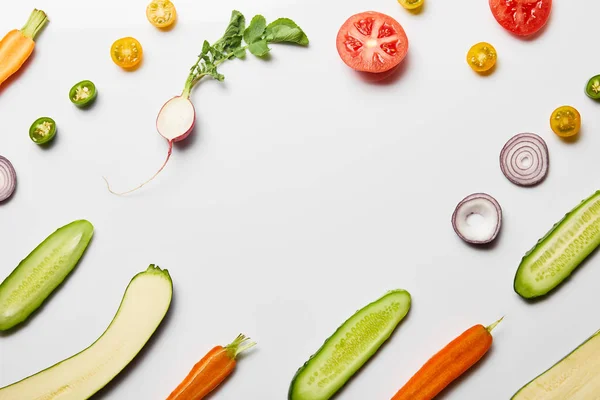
{"left": 0, "top": 265, "right": 173, "bottom": 400}
{"left": 0, "top": 219, "right": 94, "bottom": 330}
{"left": 515, "top": 190, "right": 600, "bottom": 299}
{"left": 512, "top": 329, "right": 600, "bottom": 399}
{"left": 288, "top": 289, "right": 411, "bottom": 400}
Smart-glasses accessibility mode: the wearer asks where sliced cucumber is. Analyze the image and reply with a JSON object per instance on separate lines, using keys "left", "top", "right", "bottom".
{"left": 512, "top": 329, "right": 600, "bottom": 399}
{"left": 0, "top": 219, "right": 94, "bottom": 330}
{"left": 288, "top": 289, "right": 411, "bottom": 400}
{"left": 515, "top": 190, "right": 600, "bottom": 299}
{"left": 0, "top": 265, "right": 173, "bottom": 400}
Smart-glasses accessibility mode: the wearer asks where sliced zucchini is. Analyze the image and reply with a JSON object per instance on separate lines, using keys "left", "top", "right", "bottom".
{"left": 0, "top": 265, "right": 173, "bottom": 400}
{"left": 288, "top": 289, "right": 411, "bottom": 400}
{"left": 515, "top": 191, "right": 600, "bottom": 299}
{"left": 512, "top": 329, "right": 600, "bottom": 399}
{"left": 0, "top": 219, "right": 94, "bottom": 330}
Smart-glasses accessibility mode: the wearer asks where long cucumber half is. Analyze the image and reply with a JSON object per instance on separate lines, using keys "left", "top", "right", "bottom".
{"left": 0, "top": 265, "right": 173, "bottom": 400}
{"left": 288, "top": 289, "right": 411, "bottom": 400}
{"left": 0, "top": 219, "right": 94, "bottom": 330}
{"left": 514, "top": 190, "right": 600, "bottom": 299}
{"left": 512, "top": 329, "right": 600, "bottom": 399}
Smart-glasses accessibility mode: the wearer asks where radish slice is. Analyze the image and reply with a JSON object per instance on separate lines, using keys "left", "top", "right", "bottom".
{"left": 500, "top": 133, "right": 549, "bottom": 187}
{"left": 0, "top": 156, "right": 16, "bottom": 202}
{"left": 104, "top": 96, "right": 196, "bottom": 195}
{"left": 452, "top": 193, "right": 502, "bottom": 245}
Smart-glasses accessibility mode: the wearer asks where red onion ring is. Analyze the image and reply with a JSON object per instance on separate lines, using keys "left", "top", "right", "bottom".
{"left": 0, "top": 155, "right": 17, "bottom": 202}
{"left": 500, "top": 133, "right": 549, "bottom": 187}
{"left": 452, "top": 193, "right": 502, "bottom": 245}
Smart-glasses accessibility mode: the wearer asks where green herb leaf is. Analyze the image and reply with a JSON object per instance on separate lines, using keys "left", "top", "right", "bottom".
{"left": 265, "top": 18, "right": 309, "bottom": 45}
{"left": 244, "top": 15, "right": 267, "bottom": 44}
{"left": 248, "top": 40, "right": 270, "bottom": 57}
{"left": 222, "top": 10, "right": 246, "bottom": 40}
{"left": 234, "top": 47, "right": 247, "bottom": 59}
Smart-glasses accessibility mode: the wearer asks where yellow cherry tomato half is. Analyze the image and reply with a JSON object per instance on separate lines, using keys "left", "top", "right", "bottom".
{"left": 550, "top": 106, "right": 581, "bottom": 138}
{"left": 110, "top": 37, "right": 143, "bottom": 69}
{"left": 467, "top": 42, "right": 497, "bottom": 73}
{"left": 146, "top": 0, "right": 177, "bottom": 28}
{"left": 398, "top": 0, "right": 424, "bottom": 10}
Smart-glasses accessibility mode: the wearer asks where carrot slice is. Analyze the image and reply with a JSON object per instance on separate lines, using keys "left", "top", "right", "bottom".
{"left": 166, "top": 334, "right": 255, "bottom": 400}
{"left": 391, "top": 318, "right": 503, "bottom": 400}
{"left": 0, "top": 9, "right": 48, "bottom": 87}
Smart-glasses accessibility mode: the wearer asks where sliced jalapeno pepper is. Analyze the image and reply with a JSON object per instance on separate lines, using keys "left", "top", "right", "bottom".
{"left": 586, "top": 75, "right": 600, "bottom": 100}
{"left": 69, "top": 80, "right": 97, "bottom": 107}
{"left": 29, "top": 117, "right": 57, "bottom": 145}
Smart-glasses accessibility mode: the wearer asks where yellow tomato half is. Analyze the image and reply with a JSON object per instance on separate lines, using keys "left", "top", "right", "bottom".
{"left": 550, "top": 106, "right": 581, "bottom": 138}
{"left": 467, "top": 42, "right": 497, "bottom": 73}
{"left": 146, "top": 0, "right": 177, "bottom": 29}
{"left": 110, "top": 37, "right": 143, "bottom": 69}
{"left": 398, "top": 0, "right": 424, "bottom": 10}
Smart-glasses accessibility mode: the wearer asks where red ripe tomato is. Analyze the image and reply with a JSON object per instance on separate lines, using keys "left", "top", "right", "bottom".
{"left": 336, "top": 11, "right": 409, "bottom": 74}
{"left": 489, "top": 0, "right": 552, "bottom": 36}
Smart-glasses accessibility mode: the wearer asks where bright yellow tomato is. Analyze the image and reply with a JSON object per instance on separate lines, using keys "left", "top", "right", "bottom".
{"left": 398, "top": 0, "right": 424, "bottom": 10}
{"left": 550, "top": 106, "right": 581, "bottom": 138}
{"left": 467, "top": 42, "right": 497, "bottom": 73}
{"left": 110, "top": 37, "right": 143, "bottom": 69}
{"left": 146, "top": 0, "right": 177, "bottom": 28}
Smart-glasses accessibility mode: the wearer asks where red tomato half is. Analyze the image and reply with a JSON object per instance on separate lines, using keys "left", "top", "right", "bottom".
{"left": 336, "top": 11, "right": 409, "bottom": 74}
{"left": 489, "top": 0, "right": 552, "bottom": 36}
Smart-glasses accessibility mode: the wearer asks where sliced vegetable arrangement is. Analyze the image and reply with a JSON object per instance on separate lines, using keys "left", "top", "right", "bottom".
{"left": 512, "top": 328, "right": 600, "bottom": 399}
{"left": 289, "top": 290, "right": 411, "bottom": 400}
{"left": 0, "top": 156, "right": 17, "bottom": 202}
{"left": 452, "top": 193, "right": 502, "bottom": 245}
{"left": 166, "top": 334, "right": 256, "bottom": 399}
{"left": 104, "top": 10, "right": 309, "bottom": 195}
{"left": 391, "top": 318, "right": 503, "bottom": 400}
{"left": 0, "top": 9, "right": 48, "bottom": 87}
{"left": 515, "top": 190, "right": 600, "bottom": 299}
{"left": 0, "top": 265, "right": 172, "bottom": 399}
{"left": 0, "top": 220, "right": 93, "bottom": 330}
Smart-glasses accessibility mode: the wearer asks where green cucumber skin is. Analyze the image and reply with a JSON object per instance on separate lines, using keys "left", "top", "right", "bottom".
{"left": 511, "top": 329, "right": 600, "bottom": 399}
{"left": 288, "top": 290, "right": 411, "bottom": 400}
{"left": 514, "top": 191, "right": 600, "bottom": 299}
{"left": 0, "top": 265, "right": 173, "bottom": 399}
{"left": 0, "top": 220, "right": 94, "bottom": 330}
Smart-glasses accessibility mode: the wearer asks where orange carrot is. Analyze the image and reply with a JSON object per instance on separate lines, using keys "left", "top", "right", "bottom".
{"left": 391, "top": 317, "right": 503, "bottom": 400}
{"left": 166, "top": 334, "right": 256, "bottom": 400}
{"left": 0, "top": 9, "right": 48, "bottom": 87}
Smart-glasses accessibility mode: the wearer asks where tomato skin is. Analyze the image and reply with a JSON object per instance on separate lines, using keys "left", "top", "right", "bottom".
{"left": 489, "top": 0, "right": 552, "bottom": 37}
{"left": 550, "top": 106, "right": 581, "bottom": 138}
{"left": 467, "top": 42, "right": 497, "bottom": 73}
{"left": 336, "top": 11, "right": 409, "bottom": 74}
{"left": 110, "top": 37, "right": 143, "bottom": 69}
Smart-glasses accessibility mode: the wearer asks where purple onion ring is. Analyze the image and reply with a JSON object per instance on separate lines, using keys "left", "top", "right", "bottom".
{"left": 452, "top": 193, "right": 502, "bottom": 245}
{"left": 500, "top": 133, "right": 549, "bottom": 187}
{"left": 0, "top": 155, "right": 17, "bottom": 202}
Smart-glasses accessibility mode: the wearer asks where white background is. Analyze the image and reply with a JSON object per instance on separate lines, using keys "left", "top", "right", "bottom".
{"left": 1, "top": 0, "right": 599, "bottom": 399}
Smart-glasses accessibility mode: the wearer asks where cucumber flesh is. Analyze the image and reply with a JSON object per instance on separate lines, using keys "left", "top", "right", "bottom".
{"left": 0, "top": 265, "right": 173, "bottom": 400}
{"left": 512, "top": 329, "right": 600, "bottom": 399}
{"left": 514, "top": 191, "right": 600, "bottom": 299}
{"left": 0, "top": 219, "right": 94, "bottom": 330}
{"left": 288, "top": 289, "right": 411, "bottom": 400}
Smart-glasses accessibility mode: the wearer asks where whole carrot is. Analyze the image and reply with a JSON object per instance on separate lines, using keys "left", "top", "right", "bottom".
{"left": 391, "top": 317, "right": 503, "bottom": 400}
{"left": 166, "top": 334, "right": 256, "bottom": 400}
{"left": 0, "top": 9, "right": 48, "bottom": 87}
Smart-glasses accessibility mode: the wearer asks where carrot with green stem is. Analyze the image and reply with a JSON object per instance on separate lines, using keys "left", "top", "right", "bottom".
{"left": 0, "top": 9, "right": 48, "bottom": 87}
{"left": 166, "top": 334, "right": 256, "bottom": 400}
{"left": 391, "top": 317, "right": 504, "bottom": 400}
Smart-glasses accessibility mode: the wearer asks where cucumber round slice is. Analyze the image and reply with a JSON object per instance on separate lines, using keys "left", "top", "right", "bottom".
{"left": 0, "top": 220, "right": 94, "bottom": 330}
{"left": 289, "top": 289, "right": 411, "bottom": 400}
{"left": 514, "top": 190, "right": 600, "bottom": 299}
{"left": 0, "top": 265, "right": 173, "bottom": 399}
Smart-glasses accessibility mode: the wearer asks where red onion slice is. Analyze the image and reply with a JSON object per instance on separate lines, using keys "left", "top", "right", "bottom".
{"left": 0, "top": 155, "right": 17, "bottom": 202}
{"left": 500, "top": 133, "right": 549, "bottom": 187}
{"left": 452, "top": 193, "right": 502, "bottom": 245}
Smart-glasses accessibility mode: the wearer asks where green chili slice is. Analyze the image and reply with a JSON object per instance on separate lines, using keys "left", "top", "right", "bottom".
{"left": 29, "top": 117, "right": 56, "bottom": 145}
{"left": 586, "top": 75, "right": 600, "bottom": 100}
{"left": 69, "top": 80, "right": 97, "bottom": 107}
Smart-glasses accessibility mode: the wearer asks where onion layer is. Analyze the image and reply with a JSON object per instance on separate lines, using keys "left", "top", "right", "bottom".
{"left": 452, "top": 193, "right": 502, "bottom": 245}
{"left": 500, "top": 133, "right": 549, "bottom": 187}
{"left": 0, "top": 155, "right": 16, "bottom": 202}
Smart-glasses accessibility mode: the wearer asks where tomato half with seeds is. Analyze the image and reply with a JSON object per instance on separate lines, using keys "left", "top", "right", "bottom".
{"left": 110, "top": 37, "right": 143, "bottom": 69}
{"left": 146, "top": 0, "right": 177, "bottom": 29}
{"left": 336, "top": 11, "right": 409, "bottom": 74}
{"left": 489, "top": 0, "right": 552, "bottom": 37}
{"left": 550, "top": 106, "right": 580, "bottom": 138}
